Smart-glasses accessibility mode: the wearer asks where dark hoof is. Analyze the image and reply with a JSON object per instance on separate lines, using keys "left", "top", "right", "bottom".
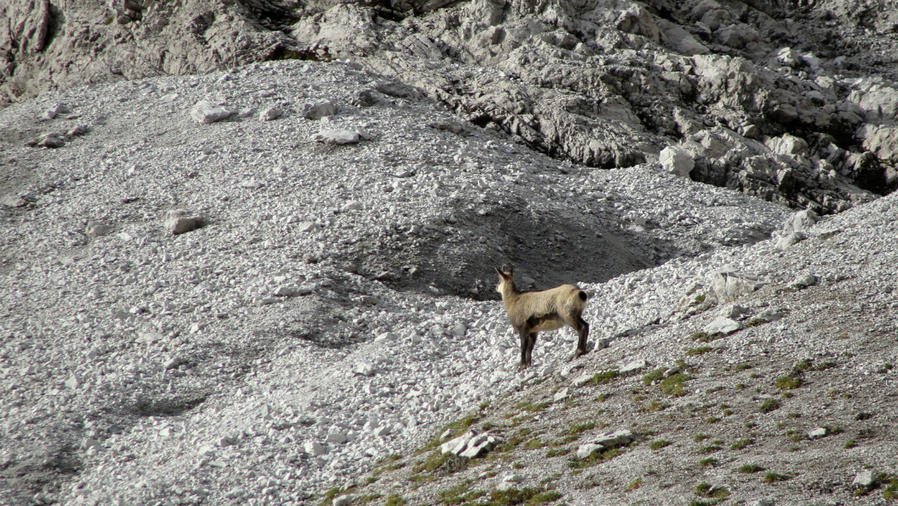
{"left": 571, "top": 349, "right": 588, "bottom": 361}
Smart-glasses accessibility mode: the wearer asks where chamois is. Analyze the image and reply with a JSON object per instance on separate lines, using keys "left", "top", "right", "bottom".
{"left": 495, "top": 265, "right": 589, "bottom": 368}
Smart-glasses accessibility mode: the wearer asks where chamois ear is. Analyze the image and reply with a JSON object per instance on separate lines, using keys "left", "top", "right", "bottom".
{"left": 496, "top": 264, "right": 514, "bottom": 278}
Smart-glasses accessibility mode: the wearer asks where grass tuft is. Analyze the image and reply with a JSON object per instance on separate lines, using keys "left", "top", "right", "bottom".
{"left": 759, "top": 398, "right": 780, "bottom": 413}
{"left": 649, "top": 440, "right": 671, "bottom": 450}
{"left": 764, "top": 472, "right": 792, "bottom": 483}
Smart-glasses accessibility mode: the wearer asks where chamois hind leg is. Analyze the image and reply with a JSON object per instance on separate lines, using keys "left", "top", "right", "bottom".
{"left": 567, "top": 314, "right": 590, "bottom": 359}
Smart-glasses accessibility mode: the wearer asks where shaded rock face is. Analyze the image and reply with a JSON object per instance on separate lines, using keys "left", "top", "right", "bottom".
{"left": 3, "top": 0, "right": 898, "bottom": 210}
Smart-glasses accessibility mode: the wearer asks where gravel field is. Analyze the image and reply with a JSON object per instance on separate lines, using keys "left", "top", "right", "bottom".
{"left": 1, "top": 59, "right": 895, "bottom": 505}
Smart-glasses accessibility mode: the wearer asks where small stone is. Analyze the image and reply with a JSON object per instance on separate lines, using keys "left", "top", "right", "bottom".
{"left": 85, "top": 222, "right": 113, "bottom": 238}
{"left": 711, "top": 270, "right": 759, "bottom": 302}
{"left": 576, "top": 443, "right": 603, "bottom": 459}
{"left": 459, "top": 433, "right": 498, "bottom": 458}
{"left": 1, "top": 194, "right": 27, "bottom": 208}
{"left": 164, "top": 355, "right": 190, "bottom": 370}
{"left": 852, "top": 469, "right": 875, "bottom": 490}
{"left": 333, "top": 495, "right": 358, "bottom": 506}
{"left": 775, "top": 231, "right": 806, "bottom": 249}
{"left": 67, "top": 124, "right": 91, "bottom": 137}
{"left": 326, "top": 431, "right": 348, "bottom": 444}
{"left": 440, "top": 430, "right": 475, "bottom": 455}
{"left": 43, "top": 102, "right": 70, "bottom": 120}
{"left": 704, "top": 316, "right": 741, "bottom": 335}
{"left": 296, "top": 221, "right": 316, "bottom": 233}
{"left": 259, "top": 106, "right": 282, "bottom": 121}
{"left": 313, "top": 129, "right": 362, "bottom": 145}
{"left": 191, "top": 100, "right": 235, "bottom": 123}
{"left": 164, "top": 209, "right": 205, "bottom": 235}
{"left": 301, "top": 101, "right": 337, "bottom": 120}
{"left": 789, "top": 273, "right": 818, "bottom": 290}
{"left": 807, "top": 427, "right": 827, "bottom": 439}
{"left": 720, "top": 304, "right": 750, "bottom": 320}
{"left": 450, "top": 323, "right": 467, "bottom": 339}
{"left": 64, "top": 374, "right": 80, "bottom": 390}
{"left": 354, "top": 362, "right": 375, "bottom": 377}
{"left": 592, "top": 429, "right": 634, "bottom": 448}
{"left": 659, "top": 145, "right": 694, "bottom": 177}
{"left": 553, "top": 388, "right": 570, "bottom": 402}
{"left": 34, "top": 132, "right": 66, "bottom": 148}
{"left": 303, "top": 441, "right": 328, "bottom": 456}
{"left": 619, "top": 359, "right": 648, "bottom": 376}
{"left": 572, "top": 372, "right": 594, "bottom": 387}
{"left": 782, "top": 209, "right": 818, "bottom": 235}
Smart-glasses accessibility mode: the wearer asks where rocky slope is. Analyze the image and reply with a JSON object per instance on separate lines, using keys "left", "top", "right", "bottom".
{"left": 4, "top": 1, "right": 898, "bottom": 212}
{"left": 1, "top": 56, "right": 896, "bottom": 505}
{"left": 1, "top": 1, "right": 897, "bottom": 505}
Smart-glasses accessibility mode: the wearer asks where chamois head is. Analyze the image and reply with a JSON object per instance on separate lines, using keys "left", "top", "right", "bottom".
{"left": 495, "top": 264, "right": 516, "bottom": 296}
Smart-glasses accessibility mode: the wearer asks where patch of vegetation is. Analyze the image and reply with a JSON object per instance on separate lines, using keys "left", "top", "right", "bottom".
{"left": 764, "top": 472, "right": 792, "bottom": 483}
{"left": 690, "top": 331, "right": 716, "bottom": 342}
{"left": 496, "top": 428, "right": 534, "bottom": 454}
{"left": 545, "top": 447, "right": 571, "bottom": 458}
{"left": 816, "top": 360, "right": 837, "bottom": 370}
{"left": 589, "top": 370, "right": 620, "bottom": 385}
{"left": 319, "top": 488, "right": 343, "bottom": 505}
{"left": 705, "top": 416, "right": 721, "bottom": 424}
{"left": 699, "top": 457, "right": 718, "bottom": 467}
{"left": 627, "top": 478, "right": 643, "bottom": 491}
{"left": 568, "top": 447, "right": 625, "bottom": 469}
{"left": 409, "top": 473, "right": 434, "bottom": 484}
{"left": 523, "top": 438, "right": 544, "bottom": 450}
{"left": 734, "top": 363, "right": 753, "bottom": 371}
{"left": 642, "top": 399, "right": 669, "bottom": 412}
{"left": 774, "top": 374, "right": 803, "bottom": 390}
{"left": 687, "top": 346, "right": 714, "bottom": 356}
{"left": 413, "top": 452, "right": 450, "bottom": 473}
{"left": 695, "top": 483, "right": 730, "bottom": 500}
{"left": 699, "top": 445, "right": 722, "bottom": 454}
{"left": 881, "top": 473, "right": 898, "bottom": 500}
{"left": 659, "top": 373, "right": 689, "bottom": 397}
{"left": 649, "top": 440, "right": 671, "bottom": 450}
{"left": 746, "top": 318, "right": 767, "bottom": 327}
{"left": 643, "top": 368, "right": 666, "bottom": 385}
{"left": 516, "top": 400, "right": 552, "bottom": 413}
{"left": 731, "top": 438, "right": 753, "bottom": 450}
{"left": 438, "top": 481, "right": 485, "bottom": 505}
{"left": 384, "top": 495, "right": 406, "bottom": 506}
{"left": 738, "top": 464, "right": 765, "bottom": 473}
{"left": 759, "top": 398, "right": 780, "bottom": 413}
{"left": 566, "top": 421, "right": 596, "bottom": 438}
{"left": 596, "top": 393, "right": 611, "bottom": 402}
{"left": 844, "top": 439, "right": 857, "bottom": 449}
{"left": 694, "top": 433, "right": 710, "bottom": 442}
{"left": 485, "top": 486, "right": 561, "bottom": 505}
{"left": 793, "top": 359, "right": 813, "bottom": 372}
{"left": 418, "top": 413, "right": 480, "bottom": 454}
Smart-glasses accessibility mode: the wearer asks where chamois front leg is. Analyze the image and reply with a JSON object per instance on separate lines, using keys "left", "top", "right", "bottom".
{"left": 518, "top": 328, "right": 530, "bottom": 368}
{"left": 525, "top": 332, "right": 537, "bottom": 367}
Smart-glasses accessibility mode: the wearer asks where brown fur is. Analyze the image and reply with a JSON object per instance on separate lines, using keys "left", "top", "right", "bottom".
{"left": 496, "top": 265, "right": 589, "bottom": 368}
